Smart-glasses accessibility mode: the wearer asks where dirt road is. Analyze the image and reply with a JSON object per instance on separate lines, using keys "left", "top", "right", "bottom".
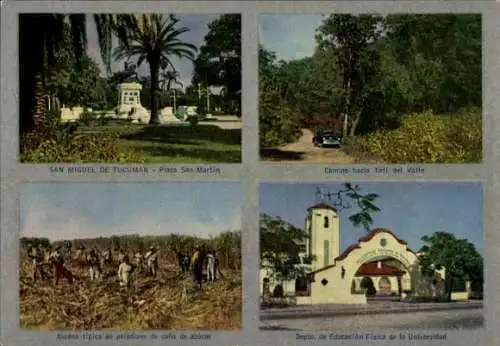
{"left": 261, "top": 129, "right": 357, "bottom": 164}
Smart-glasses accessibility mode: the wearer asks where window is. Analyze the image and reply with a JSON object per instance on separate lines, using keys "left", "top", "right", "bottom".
{"left": 324, "top": 240, "right": 330, "bottom": 266}
{"left": 324, "top": 216, "right": 329, "bottom": 228}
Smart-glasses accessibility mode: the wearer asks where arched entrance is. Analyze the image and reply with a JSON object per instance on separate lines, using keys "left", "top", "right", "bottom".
{"left": 306, "top": 229, "right": 424, "bottom": 304}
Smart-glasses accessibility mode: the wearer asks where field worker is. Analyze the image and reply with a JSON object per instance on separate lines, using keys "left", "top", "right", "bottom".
{"left": 191, "top": 247, "right": 203, "bottom": 290}
{"left": 118, "top": 254, "right": 133, "bottom": 287}
{"left": 102, "top": 247, "right": 112, "bottom": 266}
{"left": 49, "top": 245, "right": 74, "bottom": 287}
{"left": 206, "top": 251, "right": 215, "bottom": 282}
{"left": 74, "top": 245, "right": 83, "bottom": 259}
{"left": 134, "top": 251, "right": 144, "bottom": 273}
{"left": 74, "top": 245, "right": 86, "bottom": 268}
{"left": 145, "top": 246, "right": 158, "bottom": 277}
{"left": 178, "top": 251, "right": 190, "bottom": 274}
{"left": 213, "top": 251, "right": 220, "bottom": 281}
{"left": 28, "top": 244, "right": 45, "bottom": 282}
{"left": 87, "top": 248, "right": 102, "bottom": 281}
{"left": 117, "top": 248, "right": 126, "bottom": 264}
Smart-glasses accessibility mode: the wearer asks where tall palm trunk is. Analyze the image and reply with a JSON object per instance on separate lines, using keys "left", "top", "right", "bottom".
{"left": 33, "top": 74, "right": 48, "bottom": 132}
{"left": 148, "top": 58, "right": 161, "bottom": 125}
{"left": 19, "top": 15, "right": 47, "bottom": 137}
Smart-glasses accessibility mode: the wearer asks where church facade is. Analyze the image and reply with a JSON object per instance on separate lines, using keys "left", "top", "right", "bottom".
{"left": 260, "top": 202, "right": 468, "bottom": 305}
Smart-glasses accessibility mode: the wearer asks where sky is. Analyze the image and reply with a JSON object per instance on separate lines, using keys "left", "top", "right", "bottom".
{"left": 260, "top": 182, "right": 483, "bottom": 255}
{"left": 85, "top": 14, "right": 222, "bottom": 90}
{"left": 21, "top": 182, "right": 241, "bottom": 241}
{"left": 259, "top": 14, "right": 325, "bottom": 62}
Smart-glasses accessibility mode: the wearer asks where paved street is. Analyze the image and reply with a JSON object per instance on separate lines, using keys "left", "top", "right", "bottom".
{"left": 260, "top": 308, "right": 483, "bottom": 331}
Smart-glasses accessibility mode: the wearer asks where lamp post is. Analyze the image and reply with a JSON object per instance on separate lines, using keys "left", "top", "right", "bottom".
{"left": 206, "top": 87, "right": 210, "bottom": 114}
{"left": 170, "top": 89, "right": 177, "bottom": 111}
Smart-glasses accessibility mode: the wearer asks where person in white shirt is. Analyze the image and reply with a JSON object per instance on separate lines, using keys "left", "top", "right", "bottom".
{"left": 134, "top": 251, "right": 144, "bottom": 273}
{"left": 86, "top": 248, "right": 102, "bottom": 281}
{"left": 144, "top": 246, "right": 158, "bottom": 277}
{"left": 118, "top": 254, "right": 133, "bottom": 287}
{"left": 206, "top": 251, "right": 215, "bottom": 282}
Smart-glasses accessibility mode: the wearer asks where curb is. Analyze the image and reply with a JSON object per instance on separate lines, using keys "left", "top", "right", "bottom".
{"left": 260, "top": 304, "right": 483, "bottom": 321}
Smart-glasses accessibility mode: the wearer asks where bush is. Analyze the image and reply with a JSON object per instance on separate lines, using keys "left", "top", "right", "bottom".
{"left": 21, "top": 132, "right": 146, "bottom": 163}
{"left": 346, "top": 110, "right": 482, "bottom": 163}
{"left": 272, "top": 284, "right": 284, "bottom": 298}
{"left": 98, "top": 116, "right": 110, "bottom": 126}
{"left": 187, "top": 115, "right": 199, "bottom": 126}
{"left": 259, "top": 90, "right": 302, "bottom": 148}
{"left": 260, "top": 296, "right": 297, "bottom": 309}
{"left": 79, "top": 110, "right": 97, "bottom": 126}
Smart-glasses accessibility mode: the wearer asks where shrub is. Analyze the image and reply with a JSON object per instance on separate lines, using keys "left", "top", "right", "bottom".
{"left": 187, "top": 115, "right": 199, "bottom": 126}
{"left": 98, "top": 116, "right": 110, "bottom": 126}
{"left": 260, "top": 296, "right": 297, "bottom": 309}
{"left": 272, "top": 284, "right": 284, "bottom": 298}
{"left": 79, "top": 110, "right": 97, "bottom": 126}
{"left": 346, "top": 110, "right": 482, "bottom": 163}
{"left": 21, "top": 132, "right": 145, "bottom": 163}
{"left": 259, "top": 90, "right": 302, "bottom": 148}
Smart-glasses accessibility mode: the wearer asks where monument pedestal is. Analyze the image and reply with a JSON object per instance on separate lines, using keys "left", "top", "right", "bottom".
{"left": 116, "top": 82, "right": 153, "bottom": 123}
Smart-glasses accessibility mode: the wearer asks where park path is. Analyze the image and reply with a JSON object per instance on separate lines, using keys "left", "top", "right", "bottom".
{"left": 261, "top": 129, "right": 357, "bottom": 164}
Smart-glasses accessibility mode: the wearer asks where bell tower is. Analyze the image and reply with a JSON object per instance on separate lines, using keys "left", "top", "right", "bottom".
{"left": 305, "top": 202, "right": 340, "bottom": 271}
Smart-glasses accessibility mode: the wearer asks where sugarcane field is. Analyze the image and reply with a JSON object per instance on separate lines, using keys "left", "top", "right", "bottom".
{"left": 19, "top": 233, "right": 242, "bottom": 331}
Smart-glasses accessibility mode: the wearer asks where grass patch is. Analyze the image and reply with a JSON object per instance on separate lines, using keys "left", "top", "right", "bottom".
{"left": 22, "top": 123, "right": 242, "bottom": 164}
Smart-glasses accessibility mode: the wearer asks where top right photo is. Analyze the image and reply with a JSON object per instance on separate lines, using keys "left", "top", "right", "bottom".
{"left": 259, "top": 14, "right": 482, "bottom": 164}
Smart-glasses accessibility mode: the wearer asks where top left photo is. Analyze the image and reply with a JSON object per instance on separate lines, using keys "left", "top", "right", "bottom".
{"left": 19, "top": 13, "right": 242, "bottom": 164}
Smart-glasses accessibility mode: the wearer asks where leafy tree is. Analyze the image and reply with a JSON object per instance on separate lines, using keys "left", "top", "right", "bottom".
{"left": 260, "top": 183, "right": 381, "bottom": 282}
{"left": 193, "top": 14, "right": 241, "bottom": 115}
{"left": 112, "top": 14, "right": 198, "bottom": 125}
{"left": 418, "top": 231, "right": 483, "bottom": 301}
{"left": 258, "top": 14, "right": 482, "bottom": 151}
{"left": 316, "top": 14, "right": 383, "bottom": 137}
{"left": 19, "top": 14, "right": 89, "bottom": 138}
{"left": 260, "top": 214, "right": 313, "bottom": 283}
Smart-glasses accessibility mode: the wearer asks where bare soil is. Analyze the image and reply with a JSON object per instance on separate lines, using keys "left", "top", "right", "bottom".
{"left": 260, "top": 129, "right": 357, "bottom": 164}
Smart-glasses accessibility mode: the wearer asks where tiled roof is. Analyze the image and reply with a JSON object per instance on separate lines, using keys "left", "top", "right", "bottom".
{"left": 355, "top": 261, "right": 406, "bottom": 276}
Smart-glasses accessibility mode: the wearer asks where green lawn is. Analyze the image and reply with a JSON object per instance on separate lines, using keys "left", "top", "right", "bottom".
{"left": 77, "top": 123, "right": 241, "bottom": 163}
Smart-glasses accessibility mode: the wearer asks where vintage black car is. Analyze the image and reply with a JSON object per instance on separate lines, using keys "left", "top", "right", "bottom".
{"left": 312, "top": 129, "right": 342, "bottom": 148}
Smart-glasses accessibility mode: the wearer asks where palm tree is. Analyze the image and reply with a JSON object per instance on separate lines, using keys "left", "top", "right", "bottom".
{"left": 160, "top": 69, "right": 183, "bottom": 92}
{"left": 19, "top": 14, "right": 87, "bottom": 137}
{"left": 19, "top": 14, "right": 122, "bottom": 140}
{"left": 112, "top": 14, "right": 197, "bottom": 125}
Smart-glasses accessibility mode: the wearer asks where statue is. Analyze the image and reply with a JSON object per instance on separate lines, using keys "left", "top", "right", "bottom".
{"left": 160, "top": 69, "right": 183, "bottom": 92}
{"left": 110, "top": 61, "right": 139, "bottom": 84}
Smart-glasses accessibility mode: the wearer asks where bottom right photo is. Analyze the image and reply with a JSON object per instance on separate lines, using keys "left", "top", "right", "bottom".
{"left": 259, "top": 181, "right": 483, "bottom": 332}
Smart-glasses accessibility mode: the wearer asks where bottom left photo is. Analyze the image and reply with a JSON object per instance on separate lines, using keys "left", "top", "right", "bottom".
{"left": 19, "top": 181, "right": 242, "bottom": 331}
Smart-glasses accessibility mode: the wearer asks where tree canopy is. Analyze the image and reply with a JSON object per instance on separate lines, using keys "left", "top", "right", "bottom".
{"left": 259, "top": 14, "right": 482, "bottom": 149}
{"left": 193, "top": 14, "right": 241, "bottom": 115}
{"left": 418, "top": 231, "right": 483, "bottom": 300}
